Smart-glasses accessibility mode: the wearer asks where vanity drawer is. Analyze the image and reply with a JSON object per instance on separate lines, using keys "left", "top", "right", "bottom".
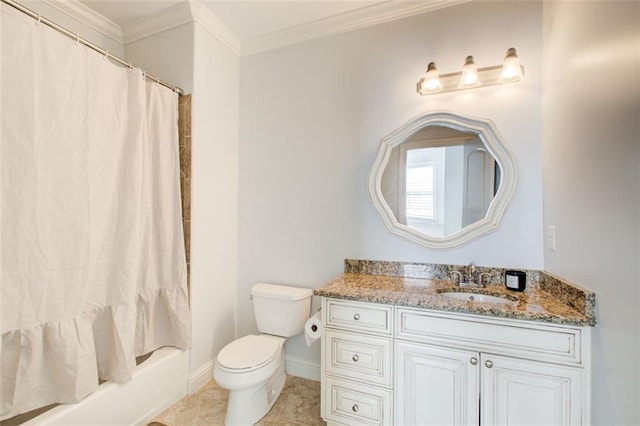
{"left": 396, "top": 308, "right": 583, "bottom": 365}
{"left": 325, "top": 329, "right": 392, "bottom": 387}
{"left": 325, "top": 299, "right": 393, "bottom": 335}
{"left": 324, "top": 376, "right": 392, "bottom": 426}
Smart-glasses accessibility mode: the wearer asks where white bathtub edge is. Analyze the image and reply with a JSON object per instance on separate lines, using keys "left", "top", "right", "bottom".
{"left": 21, "top": 347, "right": 189, "bottom": 426}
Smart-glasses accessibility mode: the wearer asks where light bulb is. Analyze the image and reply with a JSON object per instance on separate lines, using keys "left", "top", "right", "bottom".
{"left": 499, "top": 48, "right": 523, "bottom": 82}
{"left": 459, "top": 55, "right": 480, "bottom": 88}
{"left": 420, "top": 62, "right": 443, "bottom": 93}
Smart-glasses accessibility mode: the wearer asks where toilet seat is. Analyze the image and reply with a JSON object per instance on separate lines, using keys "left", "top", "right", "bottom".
{"left": 216, "top": 335, "right": 282, "bottom": 371}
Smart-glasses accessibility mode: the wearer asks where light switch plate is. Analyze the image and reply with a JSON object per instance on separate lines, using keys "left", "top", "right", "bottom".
{"left": 546, "top": 225, "right": 556, "bottom": 251}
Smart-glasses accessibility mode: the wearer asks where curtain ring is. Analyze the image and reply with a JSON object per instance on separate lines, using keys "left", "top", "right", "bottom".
{"left": 76, "top": 34, "right": 80, "bottom": 44}
{"left": 36, "top": 14, "right": 41, "bottom": 25}
{"left": 103, "top": 50, "right": 109, "bottom": 60}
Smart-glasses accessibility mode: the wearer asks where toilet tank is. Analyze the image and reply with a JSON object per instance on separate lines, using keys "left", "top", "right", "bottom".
{"left": 251, "top": 283, "right": 313, "bottom": 337}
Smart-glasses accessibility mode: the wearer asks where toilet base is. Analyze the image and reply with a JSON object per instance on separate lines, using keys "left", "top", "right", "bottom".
{"left": 224, "top": 354, "right": 286, "bottom": 425}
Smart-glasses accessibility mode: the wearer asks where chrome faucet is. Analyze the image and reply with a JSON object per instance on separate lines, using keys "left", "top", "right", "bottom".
{"left": 468, "top": 264, "right": 477, "bottom": 284}
{"left": 450, "top": 263, "right": 488, "bottom": 289}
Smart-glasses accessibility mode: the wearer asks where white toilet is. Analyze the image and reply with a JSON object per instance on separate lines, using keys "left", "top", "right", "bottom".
{"left": 213, "top": 283, "right": 312, "bottom": 425}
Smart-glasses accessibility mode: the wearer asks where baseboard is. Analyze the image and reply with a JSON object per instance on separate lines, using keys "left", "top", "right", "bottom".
{"left": 285, "top": 355, "right": 321, "bottom": 381}
{"left": 188, "top": 358, "right": 214, "bottom": 394}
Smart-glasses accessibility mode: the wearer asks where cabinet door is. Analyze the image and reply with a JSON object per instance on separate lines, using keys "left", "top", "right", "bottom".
{"left": 395, "top": 341, "right": 479, "bottom": 426}
{"left": 481, "top": 354, "right": 584, "bottom": 426}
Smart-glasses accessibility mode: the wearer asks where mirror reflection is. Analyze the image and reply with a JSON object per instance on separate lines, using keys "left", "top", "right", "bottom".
{"left": 380, "top": 126, "right": 501, "bottom": 237}
{"left": 369, "top": 111, "right": 517, "bottom": 249}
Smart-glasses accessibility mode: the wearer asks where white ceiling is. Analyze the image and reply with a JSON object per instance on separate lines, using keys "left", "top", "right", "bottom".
{"left": 79, "top": 0, "right": 389, "bottom": 41}
{"left": 79, "top": 1, "right": 181, "bottom": 26}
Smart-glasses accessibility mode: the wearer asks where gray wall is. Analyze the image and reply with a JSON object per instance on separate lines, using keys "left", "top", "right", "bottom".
{"left": 239, "top": 0, "right": 543, "bottom": 369}
{"left": 542, "top": 1, "right": 640, "bottom": 424}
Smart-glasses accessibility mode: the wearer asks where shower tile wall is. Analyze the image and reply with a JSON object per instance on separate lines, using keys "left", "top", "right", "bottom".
{"left": 179, "top": 95, "right": 192, "bottom": 290}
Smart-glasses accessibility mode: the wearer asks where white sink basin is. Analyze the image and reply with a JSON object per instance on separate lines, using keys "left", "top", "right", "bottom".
{"left": 441, "top": 292, "right": 516, "bottom": 305}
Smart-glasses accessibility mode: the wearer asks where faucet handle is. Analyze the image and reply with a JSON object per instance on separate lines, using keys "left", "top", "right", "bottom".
{"left": 450, "top": 270, "right": 462, "bottom": 284}
{"left": 478, "top": 272, "right": 491, "bottom": 285}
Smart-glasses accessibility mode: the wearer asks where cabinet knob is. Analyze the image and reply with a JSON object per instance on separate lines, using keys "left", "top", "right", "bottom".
{"left": 470, "top": 357, "right": 478, "bottom": 365}
{"left": 353, "top": 313, "right": 360, "bottom": 321}
{"left": 352, "top": 354, "right": 360, "bottom": 362}
{"left": 485, "top": 360, "right": 494, "bottom": 369}
{"left": 352, "top": 404, "right": 359, "bottom": 412}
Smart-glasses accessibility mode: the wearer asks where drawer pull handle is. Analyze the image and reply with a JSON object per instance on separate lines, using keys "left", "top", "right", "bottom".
{"left": 485, "top": 360, "right": 494, "bottom": 369}
{"left": 470, "top": 357, "right": 478, "bottom": 365}
{"left": 352, "top": 404, "right": 359, "bottom": 412}
{"left": 353, "top": 314, "right": 360, "bottom": 321}
{"left": 352, "top": 354, "right": 359, "bottom": 362}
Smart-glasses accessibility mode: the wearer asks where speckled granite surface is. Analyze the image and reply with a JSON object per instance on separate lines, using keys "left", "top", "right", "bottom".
{"left": 540, "top": 271, "right": 596, "bottom": 322}
{"left": 344, "top": 259, "right": 541, "bottom": 286}
{"left": 315, "top": 260, "right": 596, "bottom": 326}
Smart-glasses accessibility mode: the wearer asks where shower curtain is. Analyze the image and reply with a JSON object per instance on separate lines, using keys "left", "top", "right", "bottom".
{"left": 0, "top": 5, "right": 190, "bottom": 420}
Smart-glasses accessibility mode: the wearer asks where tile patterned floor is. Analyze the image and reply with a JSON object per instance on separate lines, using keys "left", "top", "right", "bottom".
{"left": 152, "top": 375, "right": 326, "bottom": 426}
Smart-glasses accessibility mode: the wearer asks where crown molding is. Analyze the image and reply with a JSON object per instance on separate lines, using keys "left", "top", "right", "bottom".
{"left": 122, "top": 1, "right": 193, "bottom": 45}
{"left": 190, "top": 2, "right": 241, "bottom": 56}
{"left": 37, "top": 0, "right": 466, "bottom": 57}
{"left": 240, "top": 0, "right": 469, "bottom": 56}
{"left": 122, "top": 1, "right": 240, "bottom": 56}
{"left": 42, "top": 0, "right": 123, "bottom": 43}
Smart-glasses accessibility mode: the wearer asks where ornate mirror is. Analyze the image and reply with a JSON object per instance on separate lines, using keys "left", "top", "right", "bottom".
{"left": 368, "top": 111, "right": 517, "bottom": 249}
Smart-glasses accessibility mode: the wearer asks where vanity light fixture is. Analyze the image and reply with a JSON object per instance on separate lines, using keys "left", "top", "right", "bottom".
{"left": 417, "top": 48, "right": 524, "bottom": 96}
{"left": 459, "top": 56, "right": 480, "bottom": 88}
{"left": 499, "top": 47, "right": 523, "bottom": 82}
{"left": 419, "top": 62, "right": 443, "bottom": 93}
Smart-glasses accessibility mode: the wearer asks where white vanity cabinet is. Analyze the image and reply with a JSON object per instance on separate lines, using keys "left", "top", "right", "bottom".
{"left": 321, "top": 299, "right": 591, "bottom": 426}
{"left": 322, "top": 298, "right": 394, "bottom": 426}
{"left": 395, "top": 343, "right": 585, "bottom": 425}
{"left": 480, "top": 353, "right": 584, "bottom": 425}
{"left": 395, "top": 341, "right": 479, "bottom": 425}
{"left": 395, "top": 307, "right": 589, "bottom": 426}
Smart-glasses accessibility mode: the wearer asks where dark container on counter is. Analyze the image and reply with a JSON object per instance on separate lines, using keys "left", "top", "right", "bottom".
{"left": 505, "top": 270, "right": 527, "bottom": 292}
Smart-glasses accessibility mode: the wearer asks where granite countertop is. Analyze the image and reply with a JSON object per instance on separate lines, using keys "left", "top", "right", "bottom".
{"left": 314, "top": 271, "right": 596, "bottom": 327}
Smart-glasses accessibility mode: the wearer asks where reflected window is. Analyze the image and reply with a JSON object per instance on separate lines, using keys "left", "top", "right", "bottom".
{"left": 405, "top": 163, "right": 435, "bottom": 220}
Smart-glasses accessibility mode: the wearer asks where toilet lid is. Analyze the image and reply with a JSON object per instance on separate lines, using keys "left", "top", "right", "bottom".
{"left": 217, "top": 335, "right": 282, "bottom": 370}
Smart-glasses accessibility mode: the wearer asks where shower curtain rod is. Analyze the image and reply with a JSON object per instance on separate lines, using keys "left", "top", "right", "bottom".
{"left": 1, "top": 0, "right": 184, "bottom": 95}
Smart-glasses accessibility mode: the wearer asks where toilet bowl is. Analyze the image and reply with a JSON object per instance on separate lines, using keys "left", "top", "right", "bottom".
{"left": 212, "top": 283, "right": 312, "bottom": 425}
{"left": 213, "top": 334, "right": 286, "bottom": 425}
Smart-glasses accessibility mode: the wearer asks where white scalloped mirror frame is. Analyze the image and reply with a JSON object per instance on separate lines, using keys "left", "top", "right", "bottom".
{"left": 368, "top": 111, "right": 517, "bottom": 250}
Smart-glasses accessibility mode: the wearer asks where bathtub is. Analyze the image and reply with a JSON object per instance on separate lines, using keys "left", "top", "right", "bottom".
{"left": 20, "top": 347, "right": 189, "bottom": 426}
